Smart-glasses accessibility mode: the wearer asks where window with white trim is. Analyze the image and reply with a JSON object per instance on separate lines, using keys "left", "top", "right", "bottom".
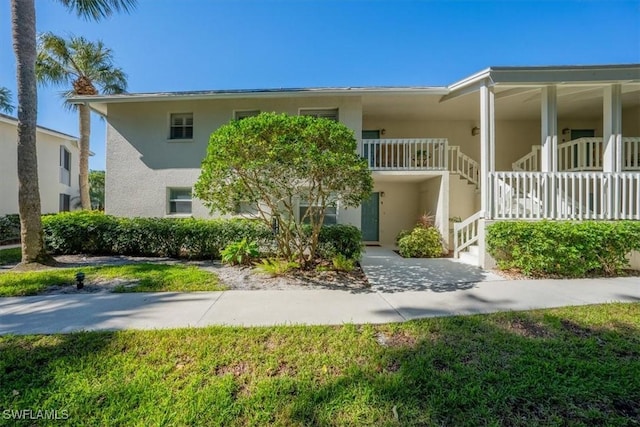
{"left": 59, "top": 193, "right": 71, "bottom": 212}
{"left": 60, "top": 146, "right": 71, "bottom": 186}
{"left": 168, "top": 188, "right": 192, "bottom": 214}
{"left": 234, "top": 110, "right": 260, "bottom": 120}
{"left": 299, "top": 197, "right": 338, "bottom": 225}
{"left": 300, "top": 108, "right": 339, "bottom": 122}
{"left": 169, "top": 113, "right": 193, "bottom": 140}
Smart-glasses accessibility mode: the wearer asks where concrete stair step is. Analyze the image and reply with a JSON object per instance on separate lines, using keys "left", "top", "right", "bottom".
{"left": 457, "top": 247, "right": 480, "bottom": 267}
{"left": 467, "top": 244, "right": 480, "bottom": 257}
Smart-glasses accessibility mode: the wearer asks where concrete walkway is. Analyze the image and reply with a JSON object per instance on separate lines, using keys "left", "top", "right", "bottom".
{"left": 1, "top": 277, "right": 638, "bottom": 335}
{"left": 361, "top": 247, "right": 504, "bottom": 292}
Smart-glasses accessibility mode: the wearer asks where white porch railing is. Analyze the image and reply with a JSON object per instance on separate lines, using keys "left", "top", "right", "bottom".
{"left": 491, "top": 172, "right": 640, "bottom": 220}
{"left": 448, "top": 145, "right": 479, "bottom": 187}
{"left": 624, "top": 137, "right": 640, "bottom": 170}
{"left": 453, "top": 211, "right": 483, "bottom": 257}
{"left": 362, "top": 138, "right": 448, "bottom": 170}
{"left": 513, "top": 137, "right": 640, "bottom": 172}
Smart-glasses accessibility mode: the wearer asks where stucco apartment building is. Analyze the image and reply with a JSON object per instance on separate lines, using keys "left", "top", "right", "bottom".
{"left": 71, "top": 64, "right": 640, "bottom": 267}
{"left": 0, "top": 113, "right": 80, "bottom": 215}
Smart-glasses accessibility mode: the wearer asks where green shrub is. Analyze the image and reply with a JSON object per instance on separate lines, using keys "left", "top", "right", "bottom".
{"left": 42, "top": 212, "right": 272, "bottom": 259}
{"left": 42, "top": 211, "right": 361, "bottom": 261}
{"left": 42, "top": 211, "right": 119, "bottom": 255}
{"left": 398, "top": 227, "right": 445, "bottom": 258}
{"left": 0, "top": 214, "right": 20, "bottom": 244}
{"left": 316, "top": 224, "right": 363, "bottom": 260}
{"left": 332, "top": 254, "right": 355, "bottom": 272}
{"left": 395, "top": 229, "right": 411, "bottom": 244}
{"left": 487, "top": 220, "right": 640, "bottom": 277}
{"left": 254, "top": 258, "right": 299, "bottom": 276}
{"left": 221, "top": 239, "right": 260, "bottom": 265}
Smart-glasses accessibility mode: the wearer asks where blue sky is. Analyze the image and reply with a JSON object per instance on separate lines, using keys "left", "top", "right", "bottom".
{"left": 1, "top": 0, "right": 639, "bottom": 170}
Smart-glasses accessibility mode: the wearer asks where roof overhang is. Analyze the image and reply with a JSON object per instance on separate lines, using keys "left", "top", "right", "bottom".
{"left": 442, "top": 64, "right": 640, "bottom": 102}
{"left": 69, "top": 86, "right": 449, "bottom": 116}
{"left": 0, "top": 113, "right": 78, "bottom": 141}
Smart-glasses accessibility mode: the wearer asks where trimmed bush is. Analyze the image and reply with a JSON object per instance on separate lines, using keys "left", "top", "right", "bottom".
{"left": 0, "top": 214, "right": 21, "bottom": 244}
{"left": 316, "top": 224, "right": 363, "bottom": 260}
{"left": 487, "top": 220, "right": 640, "bottom": 277}
{"left": 41, "top": 212, "right": 361, "bottom": 261}
{"left": 42, "top": 211, "right": 272, "bottom": 259}
{"left": 398, "top": 227, "right": 445, "bottom": 258}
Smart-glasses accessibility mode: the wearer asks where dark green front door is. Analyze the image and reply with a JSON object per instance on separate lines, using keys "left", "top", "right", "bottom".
{"left": 361, "top": 192, "right": 380, "bottom": 241}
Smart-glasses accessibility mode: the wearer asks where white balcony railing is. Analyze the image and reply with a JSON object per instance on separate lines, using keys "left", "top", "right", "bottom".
{"left": 491, "top": 171, "right": 640, "bottom": 220}
{"left": 362, "top": 138, "right": 448, "bottom": 170}
{"left": 513, "top": 137, "right": 640, "bottom": 172}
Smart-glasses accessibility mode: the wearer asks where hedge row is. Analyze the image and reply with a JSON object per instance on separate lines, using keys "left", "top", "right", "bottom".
{"left": 41, "top": 211, "right": 362, "bottom": 260}
{"left": 487, "top": 220, "right": 640, "bottom": 277}
{"left": 0, "top": 214, "right": 20, "bottom": 244}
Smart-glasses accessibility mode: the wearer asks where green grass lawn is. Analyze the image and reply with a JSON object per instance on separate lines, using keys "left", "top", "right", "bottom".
{"left": 0, "top": 247, "right": 21, "bottom": 266}
{"left": 1, "top": 303, "right": 638, "bottom": 426}
{"left": 0, "top": 263, "right": 224, "bottom": 296}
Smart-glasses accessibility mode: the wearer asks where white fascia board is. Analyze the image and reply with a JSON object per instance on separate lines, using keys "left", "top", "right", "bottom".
{"left": 69, "top": 87, "right": 449, "bottom": 115}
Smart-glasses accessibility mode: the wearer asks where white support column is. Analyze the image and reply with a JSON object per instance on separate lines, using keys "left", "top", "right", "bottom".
{"left": 540, "top": 86, "right": 558, "bottom": 172}
{"left": 603, "top": 84, "right": 622, "bottom": 173}
{"left": 479, "top": 83, "right": 495, "bottom": 218}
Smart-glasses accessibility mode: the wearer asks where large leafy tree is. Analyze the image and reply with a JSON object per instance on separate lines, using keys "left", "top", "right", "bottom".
{"left": 37, "top": 33, "right": 127, "bottom": 210}
{"left": 195, "top": 113, "right": 373, "bottom": 266}
{"left": 10, "top": 0, "right": 135, "bottom": 265}
{"left": 0, "top": 87, "right": 14, "bottom": 113}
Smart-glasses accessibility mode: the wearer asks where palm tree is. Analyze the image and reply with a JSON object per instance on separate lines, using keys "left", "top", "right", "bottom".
{"left": 10, "top": 0, "right": 135, "bottom": 265}
{"left": 0, "top": 87, "right": 14, "bottom": 113}
{"left": 37, "top": 33, "right": 127, "bottom": 210}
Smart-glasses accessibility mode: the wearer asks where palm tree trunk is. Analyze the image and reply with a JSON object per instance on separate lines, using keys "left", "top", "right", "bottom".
{"left": 78, "top": 104, "right": 91, "bottom": 209}
{"left": 11, "top": 0, "right": 50, "bottom": 264}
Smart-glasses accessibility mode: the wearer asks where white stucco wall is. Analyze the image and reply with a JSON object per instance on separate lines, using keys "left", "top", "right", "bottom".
{"left": 105, "top": 96, "right": 363, "bottom": 218}
{"left": 0, "top": 120, "right": 80, "bottom": 215}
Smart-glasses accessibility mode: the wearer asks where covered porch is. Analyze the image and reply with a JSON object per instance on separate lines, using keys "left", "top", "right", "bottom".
{"left": 441, "top": 65, "right": 640, "bottom": 266}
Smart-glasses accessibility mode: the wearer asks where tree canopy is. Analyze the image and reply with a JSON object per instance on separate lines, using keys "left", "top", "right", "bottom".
{"left": 195, "top": 112, "right": 372, "bottom": 265}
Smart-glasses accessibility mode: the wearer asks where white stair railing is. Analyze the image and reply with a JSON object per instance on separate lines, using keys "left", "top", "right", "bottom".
{"left": 448, "top": 145, "right": 479, "bottom": 187}
{"left": 453, "top": 211, "right": 483, "bottom": 258}
{"left": 558, "top": 138, "right": 603, "bottom": 171}
{"left": 512, "top": 145, "right": 540, "bottom": 171}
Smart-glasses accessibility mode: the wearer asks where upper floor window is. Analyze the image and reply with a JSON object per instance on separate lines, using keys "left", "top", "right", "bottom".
{"left": 234, "top": 110, "right": 261, "bottom": 120}
{"left": 300, "top": 108, "right": 339, "bottom": 122}
{"left": 169, "top": 113, "right": 193, "bottom": 140}
{"left": 60, "top": 146, "right": 71, "bottom": 186}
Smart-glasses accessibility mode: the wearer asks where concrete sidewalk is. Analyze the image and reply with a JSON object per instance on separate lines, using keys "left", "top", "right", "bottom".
{"left": 1, "top": 277, "right": 638, "bottom": 335}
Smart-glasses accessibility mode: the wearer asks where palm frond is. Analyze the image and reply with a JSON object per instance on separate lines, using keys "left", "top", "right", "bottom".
{"left": 57, "top": 0, "right": 137, "bottom": 21}
{"left": 0, "top": 87, "right": 14, "bottom": 113}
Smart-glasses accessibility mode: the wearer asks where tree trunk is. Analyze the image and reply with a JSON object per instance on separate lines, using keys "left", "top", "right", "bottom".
{"left": 11, "top": 0, "right": 51, "bottom": 264}
{"left": 78, "top": 104, "right": 91, "bottom": 209}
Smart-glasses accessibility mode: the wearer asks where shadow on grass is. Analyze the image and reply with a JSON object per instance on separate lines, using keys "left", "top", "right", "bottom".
{"left": 281, "top": 310, "right": 640, "bottom": 425}
{"left": 0, "top": 306, "right": 639, "bottom": 425}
